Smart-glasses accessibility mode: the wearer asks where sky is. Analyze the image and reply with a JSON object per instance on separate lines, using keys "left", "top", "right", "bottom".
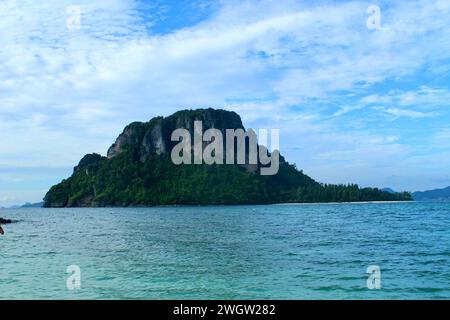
{"left": 1, "top": 0, "right": 450, "bottom": 206}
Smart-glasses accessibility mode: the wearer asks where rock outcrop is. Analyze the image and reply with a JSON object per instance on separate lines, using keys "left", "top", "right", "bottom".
{"left": 0, "top": 218, "right": 13, "bottom": 224}
{"left": 106, "top": 108, "right": 245, "bottom": 161}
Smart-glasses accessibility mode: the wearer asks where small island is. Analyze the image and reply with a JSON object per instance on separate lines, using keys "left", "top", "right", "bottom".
{"left": 43, "top": 108, "right": 412, "bottom": 207}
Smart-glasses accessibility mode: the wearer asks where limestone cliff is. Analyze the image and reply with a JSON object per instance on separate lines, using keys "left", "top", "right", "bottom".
{"left": 106, "top": 108, "right": 245, "bottom": 161}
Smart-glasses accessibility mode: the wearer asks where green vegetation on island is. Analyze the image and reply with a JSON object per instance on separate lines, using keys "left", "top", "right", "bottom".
{"left": 43, "top": 109, "right": 412, "bottom": 207}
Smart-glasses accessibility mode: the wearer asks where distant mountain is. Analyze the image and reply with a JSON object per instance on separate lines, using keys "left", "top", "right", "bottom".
{"left": 43, "top": 108, "right": 412, "bottom": 207}
{"left": 382, "top": 188, "right": 396, "bottom": 194}
{"left": 0, "top": 202, "right": 44, "bottom": 209}
{"left": 412, "top": 186, "right": 450, "bottom": 201}
{"left": 21, "top": 202, "right": 44, "bottom": 208}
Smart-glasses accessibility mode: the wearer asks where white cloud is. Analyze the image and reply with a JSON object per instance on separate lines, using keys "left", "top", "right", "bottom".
{"left": 373, "top": 107, "right": 436, "bottom": 119}
{"left": 334, "top": 105, "right": 364, "bottom": 116}
{"left": 363, "top": 86, "right": 450, "bottom": 108}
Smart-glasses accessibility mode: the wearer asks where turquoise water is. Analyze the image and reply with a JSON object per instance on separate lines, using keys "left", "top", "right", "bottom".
{"left": 0, "top": 202, "right": 449, "bottom": 299}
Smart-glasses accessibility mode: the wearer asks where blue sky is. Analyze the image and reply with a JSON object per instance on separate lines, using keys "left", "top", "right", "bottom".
{"left": 1, "top": 0, "right": 450, "bottom": 206}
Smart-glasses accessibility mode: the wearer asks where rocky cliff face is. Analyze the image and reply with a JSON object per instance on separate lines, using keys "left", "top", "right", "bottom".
{"left": 106, "top": 108, "right": 245, "bottom": 162}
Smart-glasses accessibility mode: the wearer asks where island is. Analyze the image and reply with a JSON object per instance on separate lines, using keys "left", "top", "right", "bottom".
{"left": 43, "top": 108, "right": 412, "bottom": 207}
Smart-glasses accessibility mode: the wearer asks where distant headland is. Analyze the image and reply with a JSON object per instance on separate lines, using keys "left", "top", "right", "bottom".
{"left": 412, "top": 186, "right": 450, "bottom": 201}
{"left": 43, "top": 108, "right": 412, "bottom": 207}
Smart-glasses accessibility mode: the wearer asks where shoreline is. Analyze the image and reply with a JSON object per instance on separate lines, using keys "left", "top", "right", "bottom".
{"left": 275, "top": 201, "right": 416, "bottom": 205}
{"left": 4, "top": 200, "right": 417, "bottom": 209}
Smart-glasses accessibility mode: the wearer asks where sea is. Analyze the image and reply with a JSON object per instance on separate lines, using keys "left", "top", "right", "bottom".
{"left": 0, "top": 202, "right": 449, "bottom": 299}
